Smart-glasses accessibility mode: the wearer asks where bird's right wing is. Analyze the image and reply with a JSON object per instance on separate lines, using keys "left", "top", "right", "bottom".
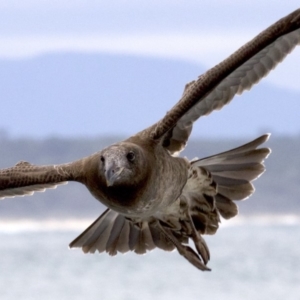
{"left": 0, "top": 161, "right": 76, "bottom": 199}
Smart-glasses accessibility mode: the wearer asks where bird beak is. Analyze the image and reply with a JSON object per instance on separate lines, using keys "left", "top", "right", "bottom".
{"left": 105, "top": 164, "right": 124, "bottom": 187}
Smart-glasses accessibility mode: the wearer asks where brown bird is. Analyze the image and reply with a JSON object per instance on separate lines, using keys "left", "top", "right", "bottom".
{"left": 1, "top": 9, "right": 300, "bottom": 271}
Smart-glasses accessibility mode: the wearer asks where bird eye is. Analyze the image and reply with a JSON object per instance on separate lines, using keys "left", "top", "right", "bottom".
{"left": 100, "top": 156, "right": 105, "bottom": 163}
{"left": 126, "top": 151, "right": 135, "bottom": 162}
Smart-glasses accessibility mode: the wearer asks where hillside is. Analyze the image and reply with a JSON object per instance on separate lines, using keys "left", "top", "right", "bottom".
{"left": 1, "top": 53, "right": 300, "bottom": 139}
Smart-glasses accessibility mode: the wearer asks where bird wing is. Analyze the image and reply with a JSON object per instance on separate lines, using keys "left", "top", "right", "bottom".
{"left": 192, "top": 134, "right": 271, "bottom": 223}
{"left": 0, "top": 160, "right": 76, "bottom": 199}
{"left": 147, "top": 8, "right": 300, "bottom": 154}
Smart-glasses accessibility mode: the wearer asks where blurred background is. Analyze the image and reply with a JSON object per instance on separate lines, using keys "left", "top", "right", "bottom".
{"left": 0, "top": 1, "right": 300, "bottom": 299}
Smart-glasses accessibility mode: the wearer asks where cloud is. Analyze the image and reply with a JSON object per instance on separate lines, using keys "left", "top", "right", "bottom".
{"left": 1, "top": 32, "right": 299, "bottom": 91}
{"left": 0, "top": 1, "right": 299, "bottom": 91}
{"left": 0, "top": 33, "right": 248, "bottom": 60}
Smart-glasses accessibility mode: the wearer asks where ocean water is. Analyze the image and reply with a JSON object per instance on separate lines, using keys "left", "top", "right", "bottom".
{"left": 0, "top": 216, "right": 300, "bottom": 300}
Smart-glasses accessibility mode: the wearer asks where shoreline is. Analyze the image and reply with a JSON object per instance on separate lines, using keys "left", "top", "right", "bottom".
{"left": 0, "top": 214, "right": 299, "bottom": 233}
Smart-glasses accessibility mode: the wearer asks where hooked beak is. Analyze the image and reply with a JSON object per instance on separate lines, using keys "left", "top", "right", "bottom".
{"left": 105, "top": 164, "right": 124, "bottom": 187}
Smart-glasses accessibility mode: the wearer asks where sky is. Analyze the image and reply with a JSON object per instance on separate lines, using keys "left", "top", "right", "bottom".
{"left": 0, "top": 1, "right": 300, "bottom": 139}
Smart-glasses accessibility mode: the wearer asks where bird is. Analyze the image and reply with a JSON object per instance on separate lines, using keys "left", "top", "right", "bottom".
{"left": 0, "top": 9, "right": 300, "bottom": 271}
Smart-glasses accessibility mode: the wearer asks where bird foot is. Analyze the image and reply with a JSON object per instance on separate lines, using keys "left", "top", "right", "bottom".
{"left": 158, "top": 221, "right": 211, "bottom": 271}
{"left": 177, "top": 244, "right": 211, "bottom": 271}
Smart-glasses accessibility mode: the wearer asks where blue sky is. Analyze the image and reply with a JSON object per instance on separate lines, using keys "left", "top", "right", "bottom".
{"left": 1, "top": 0, "right": 299, "bottom": 91}
{"left": 0, "top": 1, "right": 300, "bottom": 139}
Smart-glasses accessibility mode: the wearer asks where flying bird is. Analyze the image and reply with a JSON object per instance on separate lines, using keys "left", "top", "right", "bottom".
{"left": 1, "top": 9, "right": 300, "bottom": 271}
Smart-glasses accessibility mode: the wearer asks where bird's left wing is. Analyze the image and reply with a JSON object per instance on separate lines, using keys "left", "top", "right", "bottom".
{"left": 148, "top": 9, "right": 300, "bottom": 154}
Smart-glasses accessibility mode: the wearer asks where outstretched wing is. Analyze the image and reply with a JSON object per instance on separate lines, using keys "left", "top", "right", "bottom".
{"left": 149, "top": 9, "right": 300, "bottom": 154}
{"left": 192, "top": 134, "right": 271, "bottom": 223}
{"left": 0, "top": 161, "right": 77, "bottom": 199}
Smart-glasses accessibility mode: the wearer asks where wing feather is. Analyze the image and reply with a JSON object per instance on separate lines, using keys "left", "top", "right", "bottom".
{"left": 192, "top": 135, "right": 271, "bottom": 219}
{"left": 0, "top": 161, "right": 75, "bottom": 199}
{"left": 150, "top": 9, "right": 300, "bottom": 153}
{"left": 0, "top": 182, "right": 67, "bottom": 199}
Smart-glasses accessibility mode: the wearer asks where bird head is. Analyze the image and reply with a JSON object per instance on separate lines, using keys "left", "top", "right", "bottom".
{"left": 99, "top": 142, "right": 149, "bottom": 188}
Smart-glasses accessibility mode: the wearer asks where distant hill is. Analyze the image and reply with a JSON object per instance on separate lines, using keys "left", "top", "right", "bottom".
{"left": 0, "top": 54, "right": 203, "bottom": 138}
{"left": 1, "top": 135, "right": 300, "bottom": 219}
{"left": 1, "top": 53, "right": 300, "bottom": 139}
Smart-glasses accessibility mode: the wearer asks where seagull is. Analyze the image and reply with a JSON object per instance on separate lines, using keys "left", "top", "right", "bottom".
{"left": 1, "top": 9, "right": 300, "bottom": 271}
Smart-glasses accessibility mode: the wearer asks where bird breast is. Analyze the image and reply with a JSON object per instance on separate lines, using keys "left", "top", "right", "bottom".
{"left": 87, "top": 153, "right": 189, "bottom": 220}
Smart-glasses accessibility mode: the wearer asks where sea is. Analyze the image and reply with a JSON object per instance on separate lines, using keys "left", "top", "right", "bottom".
{"left": 1, "top": 216, "right": 300, "bottom": 300}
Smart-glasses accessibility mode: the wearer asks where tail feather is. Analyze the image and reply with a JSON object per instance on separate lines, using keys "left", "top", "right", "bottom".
{"left": 116, "top": 221, "right": 131, "bottom": 253}
{"left": 128, "top": 222, "right": 140, "bottom": 251}
{"left": 130, "top": 223, "right": 156, "bottom": 254}
{"left": 70, "top": 209, "right": 176, "bottom": 255}
{"left": 106, "top": 214, "right": 127, "bottom": 255}
{"left": 85, "top": 210, "right": 118, "bottom": 254}
{"left": 139, "top": 223, "right": 156, "bottom": 252}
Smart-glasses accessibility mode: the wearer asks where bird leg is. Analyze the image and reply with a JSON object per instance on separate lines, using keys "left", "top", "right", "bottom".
{"left": 186, "top": 211, "right": 210, "bottom": 264}
{"left": 157, "top": 221, "right": 211, "bottom": 271}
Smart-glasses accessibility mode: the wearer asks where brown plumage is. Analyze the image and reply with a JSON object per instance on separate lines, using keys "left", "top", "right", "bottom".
{"left": 1, "top": 9, "right": 300, "bottom": 271}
